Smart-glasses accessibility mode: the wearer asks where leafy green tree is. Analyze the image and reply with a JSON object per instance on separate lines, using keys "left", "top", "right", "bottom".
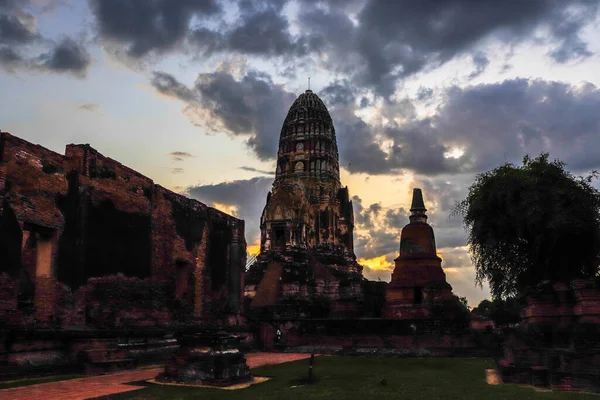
{"left": 452, "top": 153, "right": 600, "bottom": 299}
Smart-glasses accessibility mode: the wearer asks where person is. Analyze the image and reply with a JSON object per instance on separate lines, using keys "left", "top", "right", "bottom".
{"left": 275, "top": 329, "right": 282, "bottom": 343}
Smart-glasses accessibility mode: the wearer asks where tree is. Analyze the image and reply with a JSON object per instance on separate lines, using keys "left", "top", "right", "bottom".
{"left": 489, "top": 297, "right": 521, "bottom": 328}
{"left": 452, "top": 153, "right": 600, "bottom": 299}
{"left": 471, "top": 299, "right": 493, "bottom": 319}
{"left": 431, "top": 294, "right": 471, "bottom": 326}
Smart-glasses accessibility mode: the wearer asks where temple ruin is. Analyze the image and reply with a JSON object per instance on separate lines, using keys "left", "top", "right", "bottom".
{"left": 0, "top": 130, "right": 247, "bottom": 377}
{"left": 384, "top": 188, "right": 453, "bottom": 319}
{"left": 244, "top": 90, "right": 366, "bottom": 320}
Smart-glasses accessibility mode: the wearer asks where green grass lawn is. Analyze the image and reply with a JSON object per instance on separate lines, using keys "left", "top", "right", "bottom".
{"left": 0, "top": 374, "right": 83, "bottom": 389}
{"left": 104, "top": 357, "right": 598, "bottom": 400}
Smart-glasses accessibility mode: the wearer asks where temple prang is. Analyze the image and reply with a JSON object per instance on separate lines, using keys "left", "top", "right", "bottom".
{"left": 246, "top": 90, "right": 365, "bottom": 320}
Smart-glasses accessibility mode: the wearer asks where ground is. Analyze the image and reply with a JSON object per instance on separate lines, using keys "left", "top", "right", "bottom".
{"left": 2, "top": 355, "right": 596, "bottom": 400}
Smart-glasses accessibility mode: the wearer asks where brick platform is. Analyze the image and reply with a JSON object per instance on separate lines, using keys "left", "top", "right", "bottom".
{"left": 0, "top": 352, "right": 316, "bottom": 400}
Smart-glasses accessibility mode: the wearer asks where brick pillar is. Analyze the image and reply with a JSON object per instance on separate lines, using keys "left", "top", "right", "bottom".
{"left": 227, "top": 221, "right": 242, "bottom": 314}
{"left": 0, "top": 163, "right": 6, "bottom": 212}
{"left": 193, "top": 224, "right": 209, "bottom": 319}
{"left": 34, "top": 232, "right": 57, "bottom": 326}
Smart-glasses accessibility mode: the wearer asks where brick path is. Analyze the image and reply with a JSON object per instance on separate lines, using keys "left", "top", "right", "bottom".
{"left": 0, "top": 352, "right": 316, "bottom": 400}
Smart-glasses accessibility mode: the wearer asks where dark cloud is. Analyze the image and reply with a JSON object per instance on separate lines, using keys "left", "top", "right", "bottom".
{"left": 151, "top": 68, "right": 296, "bottom": 161}
{"left": 86, "top": 0, "right": 599, "bottom": 98}
{"left": 195, "top": 69, "right": 297, "bottom": 160}
{"left": 416, "top": 87, "right": 433, "bottom": 101}
{"left": 239, "top": 166, "right": 275, "bottom": 176}
{"left": 547, "top": 5, "right": 595, "bottom": 63}
{"left": 35, "top": 37, "right": 90, "bottom": 77}
{"left": 0, "top": 12, "right": 38, "bottom": 44}
{"left": 0, "top": 2, "right": 93, "bottom": 77}
{"left": 468, "top": 52, "right": 489, "bottom": 80}
{"left": 0, "top": 44, "right": 22, "bottom": 70}
{"left": 337, "top": 77, "right": 600, "bottom": 176}
{"left": 320, "top": 79, "right": 357, "bottom": 107}
{"left": 225, "top": 8, "right": 314, "bottom": 57}
{"left": 298, "top": 0, "right": 600, "bottom": 96}
{"left": 151, "top": 71, "right": 197, "bottom": 102}
{"left": 153, "top": 70, "right": 600, "bottom": 179}
{"left": 319, "top": 81, "right": 393, "bottom": 174}
{"left": 354, "top": 228, "right": 398, "bottom": 260}
{"left": 172, "top": 167, "right": 184, "bottom": 174}
{"left": 88, "top": 0, "right": 221, "bottom": 58}
{"left": 186, "top": 176, "right": 273, "bottom": 244}
{"left": 431, "top": 79, "right": 600, "bottom": 173}
{"left": 385, "top": 208, "right": 408, "bottom": 230}
{"left": 78, "top": 103, "right": 100, "bottom": 112}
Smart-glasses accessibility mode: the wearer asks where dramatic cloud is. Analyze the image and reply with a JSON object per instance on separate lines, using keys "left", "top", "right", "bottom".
{"left": 186, "top": 176, "right": 273, "bottom": 243}
{"left": 430, "top": 79, "right": 600, "bottom": 173}
{"left": 35, "top": 37, "right": 90, "bottom": 77}
{"left": 385, "top": 208, "right": 409, "bottom": 230}
{"left": 152, "top": 71, "right": 197, "bottom": 103}
{"left": 0, "top": 3, "right": 91, "bottom": 76}
{"left": 86, "top": 0, "right": 600, "bottom": 98}
{"left": 297, "top": 0, "right": 600, "bottom": 96}
{"left": 0, "top": 11, "right": 38, "bottom": 44}
{"left": 88, "top": 0, "right": 221, "bottom": 58}
{"left": 150, "top": 68, "right": 296, "bottom": 161}
{"left": 332, "top": 78, "right": 600, "bottom": 176}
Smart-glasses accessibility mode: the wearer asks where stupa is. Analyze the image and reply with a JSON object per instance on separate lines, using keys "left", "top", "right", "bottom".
{"left": 383, "top": 188, "right": 453, "bottom": 319}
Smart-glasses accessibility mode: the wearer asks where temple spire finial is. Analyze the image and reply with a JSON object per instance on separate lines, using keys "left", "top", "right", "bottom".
{"left": 410, "top": 188, "right": 427, "bottom": 213}
{"left": 308, "top": 77, "right": 310, "bottom": 91}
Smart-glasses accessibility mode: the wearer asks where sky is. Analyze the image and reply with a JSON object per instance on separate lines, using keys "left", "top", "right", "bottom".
{"left": 2, "top": 0, "right": 600, "bottom": 308}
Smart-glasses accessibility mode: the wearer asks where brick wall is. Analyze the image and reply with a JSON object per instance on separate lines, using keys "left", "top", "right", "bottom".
{"left": 0, "top": 131, "right": 246, "bottom": 328}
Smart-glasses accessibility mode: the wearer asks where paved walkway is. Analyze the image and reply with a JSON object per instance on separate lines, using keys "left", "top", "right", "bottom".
{"left": 0, "top": 352, "right": 316, "bottom": 400}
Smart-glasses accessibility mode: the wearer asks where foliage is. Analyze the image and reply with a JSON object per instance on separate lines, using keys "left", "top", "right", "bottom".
{"left": 471, "top": 299, "right": 493, "bottom": 319}
{"left": 458, "top": 296, "right": 469, "bottom": 309}
{"left": 452, "top": 153, "right": 600, "bottom": 299}
{"left": 431, "top": 294, "right": 471, "bottom": 326}
{"left": 490, "top": 297, "right": 521, "bottom": 328}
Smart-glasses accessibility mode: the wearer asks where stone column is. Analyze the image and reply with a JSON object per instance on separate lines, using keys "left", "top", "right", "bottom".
{"left": 193, "top": 224, "right": 209, "bottom": 319}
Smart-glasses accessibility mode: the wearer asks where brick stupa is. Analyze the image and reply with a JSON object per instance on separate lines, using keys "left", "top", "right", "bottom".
{"left": 383, "top": 188, "right": 452, "bottom": 319}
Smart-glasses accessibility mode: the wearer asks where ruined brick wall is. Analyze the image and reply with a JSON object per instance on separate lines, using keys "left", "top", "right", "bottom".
{"left": 0, "top": 131, "right": 246, "bottom": 328}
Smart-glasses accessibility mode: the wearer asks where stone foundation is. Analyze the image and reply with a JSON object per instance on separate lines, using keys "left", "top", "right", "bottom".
{"left": 157, "top": 332, "right": 251, "bottom": 386}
